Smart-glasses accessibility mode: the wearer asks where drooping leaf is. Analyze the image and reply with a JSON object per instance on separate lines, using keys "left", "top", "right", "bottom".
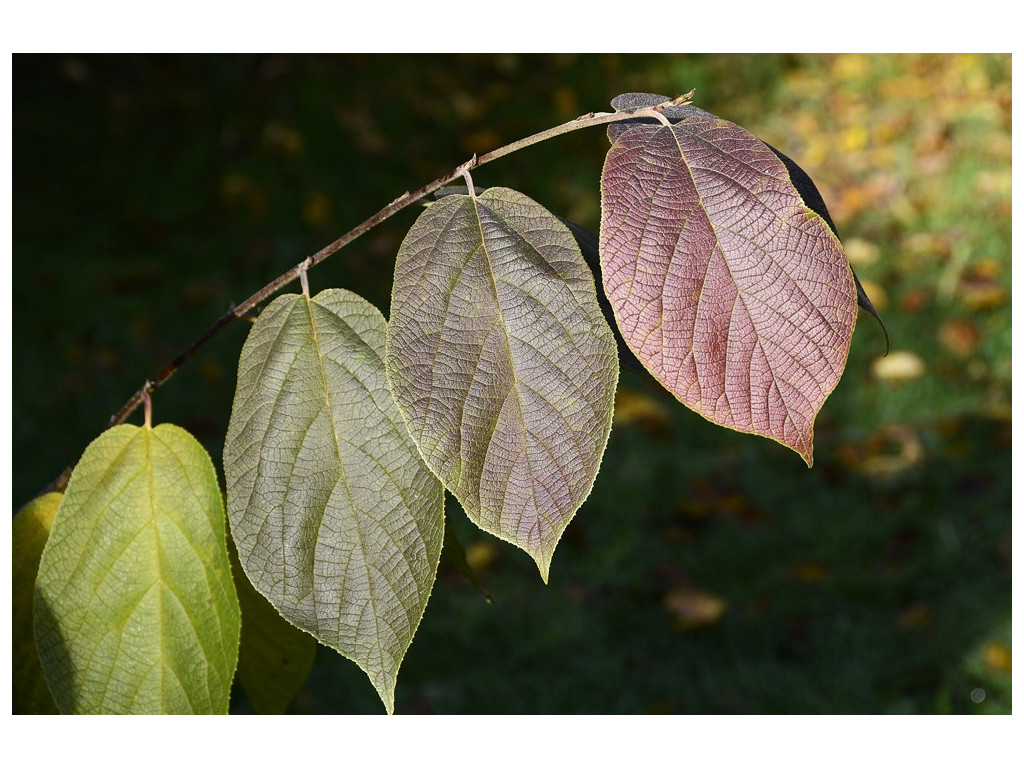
{"left": 13, "top": 493, "right": 62, "bottom": 714}
{"left": 230, "top": 539, "right": 317, "bottom": 715}
{"left": 33, "top": 424, "right": 240, "bottom": 714}
{"left": 386, "top": 187, "right": 618, "bottom": 581}
{"left": 600, "top": 102, "right": 858, "bottom": 465}
{"left": 223, "top": 288, "right": 444, "bottom": 714}
{"left": 609, "top": 92, "right": 888, "bottom": 351}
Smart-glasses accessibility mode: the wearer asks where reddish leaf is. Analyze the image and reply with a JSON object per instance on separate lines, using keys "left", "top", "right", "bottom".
{"left": 600, "top": 117, "right": 857, "bottom": 465}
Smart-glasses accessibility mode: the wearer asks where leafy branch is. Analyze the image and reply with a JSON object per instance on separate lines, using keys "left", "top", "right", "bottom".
{"left": 39, "top": 92, "right": 695, "bottom": 498}
{"left": 22, "top": 88, "right": 870, "bottom": 715}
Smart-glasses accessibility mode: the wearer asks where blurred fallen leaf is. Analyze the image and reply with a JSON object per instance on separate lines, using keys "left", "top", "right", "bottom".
{"left": 464, "top": 540, "right": 499, "bottom": 575}
{"left": 200, "top": 359, "right": 225, "bottom": 386}
{"left": 792, "top": 562, "right": 830, "bottom": 583}
{"left": 958, "top": 259, "right": 1007, "bottom": 310}
{"left": 895, "top": 602, "right": 932, "bottom": 631}
{"left": 900, "top": 289, "right": 929, "bottom": 313}
{"left": 442, "top": 522, "right": 492, "bottom": 603}
{"left": 262, "top": 121, "right": 304, "bottom": 154}
{"left": 872, "top": 350, "right": 926, "bottom": 382}
{"left": 302, "top": 190, "right": 332, "bottom": 228}
{"left": 901, "top": 232, "right": 953, "bottom": 261}
{"left": 663, "top": 587, "right": 727, "bottom": 631}
{"left": 937, "top": 318, "right": 981, "bottom": 357}
{"left": 843, "top": 237, "right": 880, "bottom": 266}
{"left": 221, "top": 173, "right": 266, "bottom": 215}
{"left": 839, "top": 424, "right": 925, "bottom": 478}
{"left": 614, "top": 389, "right": 670, "bottom": 430}
{"left": 677, "top": 479, "right": 766, "bottom": 525}
{"left": 973, "top": 169, "right": 1011, "bottom": 199}
{"left": 462, "top": 128, "right": 501, "bottom": 155}
{"left": 981, "top": 641, "right": 1011, "bottom": 675}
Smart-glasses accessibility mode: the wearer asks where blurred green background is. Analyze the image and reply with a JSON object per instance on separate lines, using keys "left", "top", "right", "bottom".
{"left": 13, "top": 54, "right": 1011, "bottom": 714}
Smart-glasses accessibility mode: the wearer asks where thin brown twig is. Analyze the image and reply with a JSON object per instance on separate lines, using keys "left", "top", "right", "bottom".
{"left": 37, "top": 93, "right": 694, "bottom": 497}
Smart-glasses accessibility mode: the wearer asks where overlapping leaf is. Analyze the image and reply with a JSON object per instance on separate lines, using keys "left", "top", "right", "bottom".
{"left": 600, "top": 100, "right": 857, "bottom": 465}
{"left": 230, "top": 540, "right": 317, "bottom": 714}
{"left": 223, "top": 288, "right": 444, "bottom": 714}
{"left": 13, "top": 493, "right": 62, "bottom": 714}
{"left": 386, "top": 187, "right": 618, "bottom": 581}
{"left": 33, "top": 425, "right": 240, "bottom": 714}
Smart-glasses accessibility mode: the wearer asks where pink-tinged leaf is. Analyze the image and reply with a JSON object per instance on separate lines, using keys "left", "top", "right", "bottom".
{"left": 600, "top": 118, "right": 857, "bottom": 465}
{"left": 386, "top": 188, "right": 618, "bottom": 581}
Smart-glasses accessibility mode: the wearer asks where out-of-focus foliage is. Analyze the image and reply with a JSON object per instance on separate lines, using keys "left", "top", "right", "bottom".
{"left": 13, "top": 54, "right": 1010, "bottom": 714}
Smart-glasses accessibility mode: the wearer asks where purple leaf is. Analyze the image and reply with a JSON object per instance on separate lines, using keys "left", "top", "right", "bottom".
{"left": 600, "top": 117, "right": 857, "bottom": 465}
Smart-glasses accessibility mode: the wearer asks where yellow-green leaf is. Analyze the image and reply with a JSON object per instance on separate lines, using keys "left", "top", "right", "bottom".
{"left": 13, "top": 493, "right": 62, "bottom": 714}
{"left": 223, "top": 288, "right": 444, "bottom": 714}
{"left": 33, "top": 424, "right": 241, "bottom": 714}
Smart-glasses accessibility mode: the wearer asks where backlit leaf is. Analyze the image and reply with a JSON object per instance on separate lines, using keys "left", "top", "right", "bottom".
{"left": 33, "top": 425, "right": 240, "bottom": 714}
{"left": 386, "top": 187, "right": 618, "bottom": 581}
{"left": 610, "top": 92, "right": 887, "bottom": 349}
{"left": 13, "top": 493, "right": 62, "bottom": 714}
{"left": 224, "top": 288, "right": 444, "bottom": 714}
{"left": 230, "top": 540, "right": 317, "bottom": 714}
{"left": 600, "top": 104, "right": 857, "bottom": 465}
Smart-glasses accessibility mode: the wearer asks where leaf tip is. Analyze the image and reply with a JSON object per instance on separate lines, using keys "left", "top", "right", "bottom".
{"left": 371, "top": 675, "right": 397, "bottom": 715}
{"left": 533, "top": 552, "right": 553, "bottom": 585}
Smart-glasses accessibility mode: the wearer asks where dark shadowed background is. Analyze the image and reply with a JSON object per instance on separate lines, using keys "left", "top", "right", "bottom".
{"left": 13, "top": 53, "right": 1011, "bottom": 714}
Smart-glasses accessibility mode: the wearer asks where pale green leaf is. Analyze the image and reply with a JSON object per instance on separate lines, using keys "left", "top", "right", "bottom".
{"left": 386, "top": 187, "right": 619, "bottom": 581}
{"left": 13, "top": 492, "right": 62, "bottom": 714}
{"left": 33, "top": 425, "right": 241, "bottom": 714}
{"left": 231, "top": 540, "right": 317, "bottom": 714}
{"left": 223, "top": 288, "right": 444, "bottom": 714}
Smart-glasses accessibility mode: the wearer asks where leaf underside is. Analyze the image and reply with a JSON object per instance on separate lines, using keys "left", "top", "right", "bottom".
{"left": 600, "top": 116, "right": 857, "bottom": 465}
{"left": 33, "top": 425, "right": 240, "bottom": 714}
{"left": 223, "top": 288, "right": 444, "bottom": 714}
{"left": 609, "top": 92, "right": 886, "bottom": 349}
{"left": 386, "top": 187, "right": 618, "bottom": 581}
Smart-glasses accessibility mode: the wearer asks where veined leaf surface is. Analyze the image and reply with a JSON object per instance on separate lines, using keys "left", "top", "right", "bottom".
{"left": 223, "top": 288, "right": 444, "bottom": 714}
{"left": 386, "top": 187, "right": 618, "bottom": 581}
{"left": 600, "top": 114, "right": 857, "bottom": 465}
{"left": 33, "top": 425, "right": 240, "bottom": 714}
{"left": 13, "top": 493, "right": 62, "bottom": 714}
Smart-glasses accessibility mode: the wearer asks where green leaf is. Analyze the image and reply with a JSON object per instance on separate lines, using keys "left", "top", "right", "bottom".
{"left": 33, "top": 424, "right": 241, "bottom": 714}
{"left": 386, "top": 187, "right": 619, "bottom": 581}
{"left": 223, "top": 288, "right": 444, "bottom": 714}
{"left": 13, "top": 493, "right": 62, "bottom": 714}
{"left": 230, "top": 540, "right": 317, "bottom": 714}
